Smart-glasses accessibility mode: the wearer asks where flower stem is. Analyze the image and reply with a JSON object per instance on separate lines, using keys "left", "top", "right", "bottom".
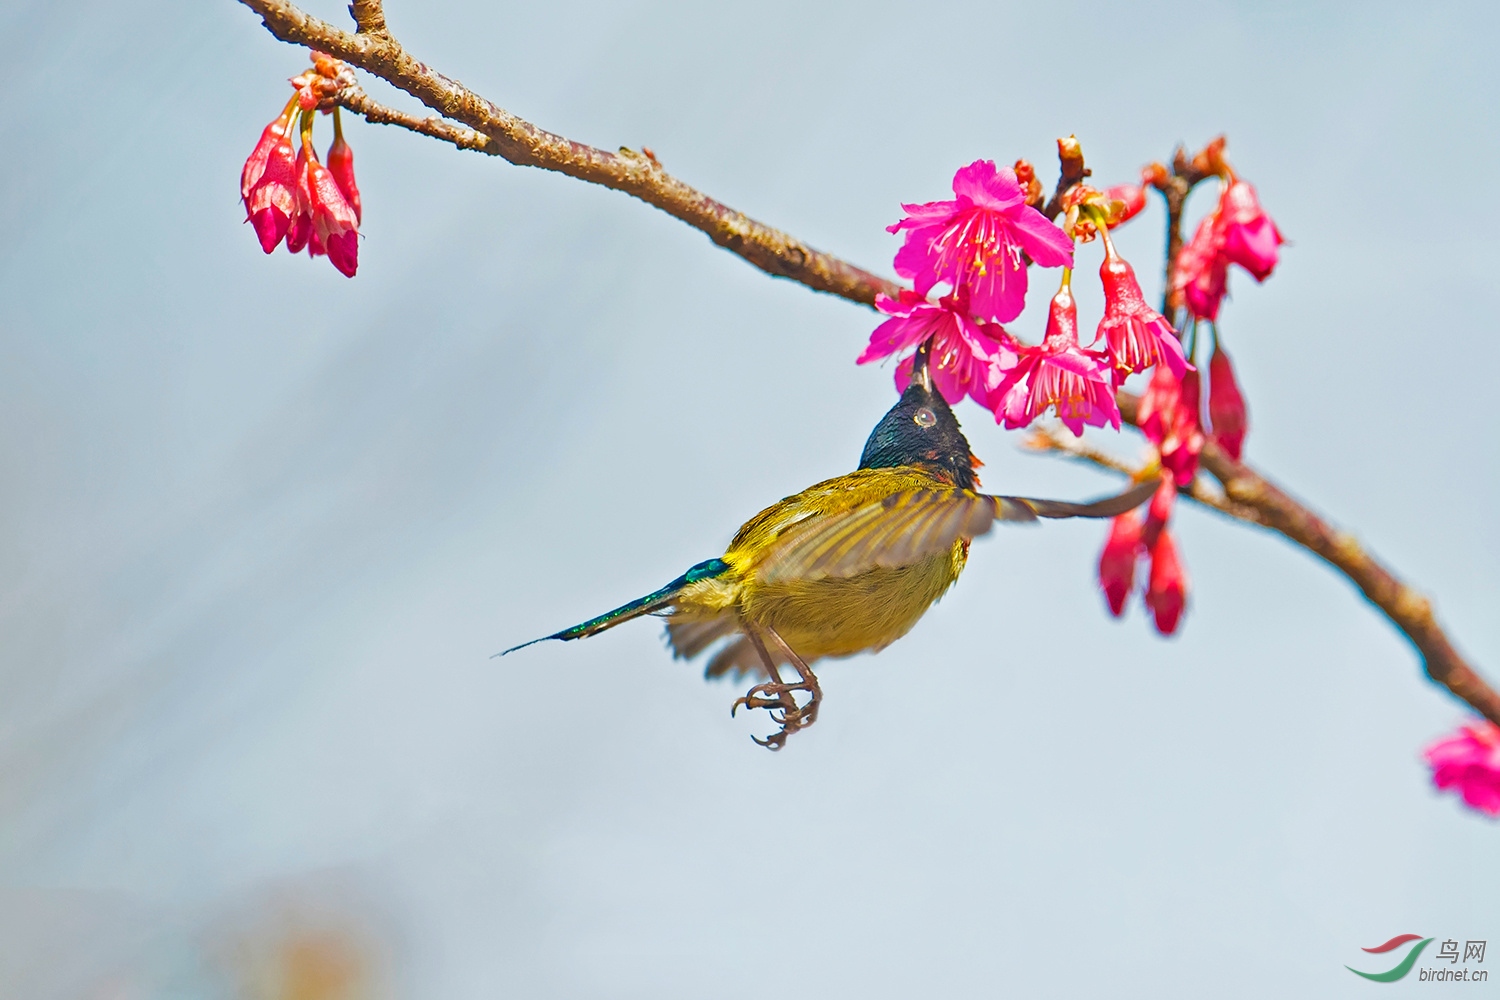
{"left": 299, "top": 109, "right": 316, "bottom": 158}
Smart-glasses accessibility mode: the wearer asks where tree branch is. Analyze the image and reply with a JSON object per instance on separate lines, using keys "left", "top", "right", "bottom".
{"left": 1113, "top": 393, "right": 1500, "bottom": 726}
{"left": 235, "top": 0, "right": 1500, "bottom": 726}
{"left": 237, "top": 0, "right": 900, "bottom": 306}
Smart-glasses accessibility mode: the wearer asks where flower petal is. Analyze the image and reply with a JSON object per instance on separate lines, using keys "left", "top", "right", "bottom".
{"left": 1006, "top": 206, "right": 1075, "bottom": 267}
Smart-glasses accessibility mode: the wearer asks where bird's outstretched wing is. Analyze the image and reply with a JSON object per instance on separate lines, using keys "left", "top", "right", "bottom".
{"left": 991, "top": 477, "right": 1161, "bottom": 523}
{"left": 757, "top": 478, "right": 1158, "bottom": 583}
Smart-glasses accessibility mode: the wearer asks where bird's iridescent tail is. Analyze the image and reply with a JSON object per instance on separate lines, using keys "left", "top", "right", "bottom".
{"left": 500, "top": 558, "right": 729, "bottom": 655}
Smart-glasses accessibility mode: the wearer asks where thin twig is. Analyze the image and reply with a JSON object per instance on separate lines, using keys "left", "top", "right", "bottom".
{"left": 1145, "top": 144, "right": 1212, "bottom": 318}
{"left": 235, "top": 0, "right": 1500, "bottom": 727}
{"left": 339, "top": 86, "right": 490, "bottom": 152}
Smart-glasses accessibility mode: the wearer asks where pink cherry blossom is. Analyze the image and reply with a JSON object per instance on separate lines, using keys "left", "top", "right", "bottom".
{"left": 988, "top": 279, "right": 1119, "bottom": 436}
{"left": 1219, "top": 180, "right": 1283, "bottom": 282}
{"left": 1144, "top": 527, "right": 1188, "bottom": 635}
{"left": 1098, "top": 509, "right": 1143, "bottom": 616}
{"left": 888, "top": 160, "right": 1074, "bottom": 324}
{"left": 305, "top": 155, "right": 360, "bottom": 277}
{"left": 1208, "top": 344, "right": 1249, "bottom": 460}
{"left": 1138, "top": 364, "right": 1204, "bottom": 483}
{"left": 1140, "top": 473, "right": 1177, "bottom": 548}
{"left": 284, "top": 147, "right": 314, "bottom": 254}
{"left": 1423, "top": 721, "right": 1500, "bottom": 817}
{"left": 326, "top": 109, "right": 362, "bottom": 224}
{"left": 858, "top": 291, "right": 1011, "bottom": 407}
{"left": 1096, "top": 240, "right": 1188, "bottom": 382}
{"left": 1174, "top": 208, "right": 1229, "bottom": 322}
{"left": 1173, "top": 179, "right": 1283, "bottom": 320}
{"left": 241, "top": 106, "right": 300, "bottom": 254}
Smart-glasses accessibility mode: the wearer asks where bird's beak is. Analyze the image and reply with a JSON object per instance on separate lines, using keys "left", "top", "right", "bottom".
{"left": 910, "top": 337, "right": 934, "bottom": 393}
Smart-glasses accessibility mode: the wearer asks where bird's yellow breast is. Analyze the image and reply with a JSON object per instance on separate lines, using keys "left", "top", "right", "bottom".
{"left": 738, "top": 542, "right": 968, "bottom": 658}
{"left": 671, "top": 466, "right": 972, "bottom": 661}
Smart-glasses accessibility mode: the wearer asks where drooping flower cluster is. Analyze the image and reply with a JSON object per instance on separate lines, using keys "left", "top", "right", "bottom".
{"left": 1424, "top": 720, "right": 1500, "bottom": 817}
{"left": 1096, "top": 363, "right": 1204, "bottom": 634}
{"left": 1099, "top": 477, "right": 1190, "bottom": 635}
{"left": 1171, "top": 145, "right": 1284, "bottom": 322}
{"left": 240, "top": 51, "right": 362, "bottom": 277}
{"left": 861, "top": 155, "right": 1186, "bottom": 437}
{"left": 862, "top": 140, "right": 1280, "bottom": 639}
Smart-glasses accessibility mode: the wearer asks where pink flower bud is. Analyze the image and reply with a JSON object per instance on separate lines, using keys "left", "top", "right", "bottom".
{"left": 1141, "top": 473, "right": 1177, "bottom": 551}
{"left": 284, "top": 149, "right": 313, "bottom": 254}
{"left": 241, "top": 107, "right": 299, "bottom": 254}
{"left": 1144, "top": 528, "right": 1188, "bottom": 635}
{"left": 305, "top": 157, "right": 359, "bottom": 277}
{"left": 1174, "top": 210, "right": 1228, "bottom": 322}
{"left": 1103, "top": 183, "right": 1146, "bottom": 225}
{"left": 1423, "top": 720, "right": 1500, "bottom": 816}
{"left": 1138, "top": 366, "right": 1203, "bottom": 483}
{"left": 1097, "top": 510, "right": 1143, "bottom": 616}
{"left": 1219, "top": 181, "right": 1283, "bottom": 282}
{"left": 1208, "top": 344, "right": 1248, "bottom": 460}
{"left": 326, "top": 124, "right": 361, "bottom": 224}
{"left": 241, "top": 113, "right": 288, "bottom": 200}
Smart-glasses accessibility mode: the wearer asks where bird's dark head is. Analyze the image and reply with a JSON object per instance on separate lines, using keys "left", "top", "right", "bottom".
{"left": 858, "top": 348, "right": 980, "bottom": 490}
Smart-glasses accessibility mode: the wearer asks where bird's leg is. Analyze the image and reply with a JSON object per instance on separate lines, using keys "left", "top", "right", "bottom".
{"left": 731, "top": 627, "right": 796, "bottom": 719}
{"left": 730, "top": 622, "right": 820, "bottom": 750}
{"left": 763, "top": 625, "right": 821, "bottom": 728}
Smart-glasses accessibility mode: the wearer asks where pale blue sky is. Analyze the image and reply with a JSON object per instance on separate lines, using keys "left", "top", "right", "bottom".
{"left": 1, "top": 1, "right": 1496, "bottom": 997}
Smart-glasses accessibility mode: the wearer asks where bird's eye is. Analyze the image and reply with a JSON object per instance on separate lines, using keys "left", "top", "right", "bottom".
{"left": 914, "top": 407, "right": 937, "bottom": 428}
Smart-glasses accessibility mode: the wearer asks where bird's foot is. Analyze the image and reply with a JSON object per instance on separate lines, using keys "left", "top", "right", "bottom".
{"left": 731, "top": 675, "right": 821, "bottom": 751}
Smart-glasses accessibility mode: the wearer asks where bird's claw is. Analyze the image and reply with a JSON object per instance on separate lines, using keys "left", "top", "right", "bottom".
{"left": 733, "top": 677, "right": 820, "bottom": 749}
{"left": 751, "top": 730, "right": 789, "bottom": 751}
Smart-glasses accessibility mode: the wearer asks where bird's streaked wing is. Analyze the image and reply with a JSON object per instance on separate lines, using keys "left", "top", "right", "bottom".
{"left": 992, "top": 478, "right": 1161, "bottom": 522}
{"left": 757, "top": 489, "right": 994, "bottom": 583}
{"left": 757, "top": 479, "right": 1158, "bottom": 583}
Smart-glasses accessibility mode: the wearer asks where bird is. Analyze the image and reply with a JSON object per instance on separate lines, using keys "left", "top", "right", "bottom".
{"left": 505, "top": 340, "right": 1156, "bottom": 748}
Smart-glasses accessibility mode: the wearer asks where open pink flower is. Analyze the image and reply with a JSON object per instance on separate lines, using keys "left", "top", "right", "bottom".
{"left": 1096, "top": 239, "right": 1188, "bottom": 382}
{"left": 859, "top": 291, "right": 1011, "bottom": 406}
{"left": 1138, "top": 365, "right": 1204, "bottom": 482}
{"left": 888, "top": 160, "right": 1074, "bottom": 324}
{"left": 1098, "top": 509, "right": 1143, "bottom": 616}
{"left": 1220, "top": 180, "right": 1283, "bottom": 282}
{"left": 1208, "top": 344, "right": 1248, "bottom": 460}
{"left": 1424, "top": 721, "right": 1500, "bottom": 817}
{"left": 989, "top": 280, "right": 1119, "bottom": 435}
{"left": 1173, "top": 179, "right": 1283, "bottom": 320}
{"left": 1144, "top": 528, "right": 1188, "bottom": 635}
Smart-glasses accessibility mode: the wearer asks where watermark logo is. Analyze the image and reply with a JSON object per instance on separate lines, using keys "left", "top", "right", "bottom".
{"left": 1347, "top": 934, "right": 1487, "bottom": 983}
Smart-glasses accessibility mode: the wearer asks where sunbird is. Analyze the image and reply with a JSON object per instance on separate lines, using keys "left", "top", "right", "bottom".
{"left": 508, "top": 343, "right": 1155, "bottom": 748}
